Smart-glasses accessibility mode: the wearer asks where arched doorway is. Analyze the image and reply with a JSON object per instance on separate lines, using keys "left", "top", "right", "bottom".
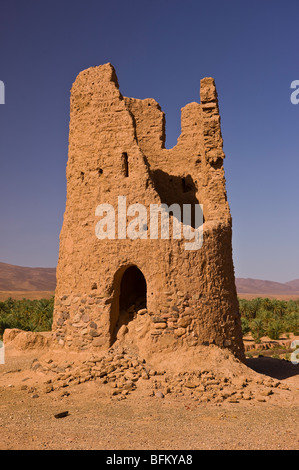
{"left": 119, "top": 265, "right": 147, "bottom": 311}
{"left": 110, "top": 264, "right": 147, "bottom": 344}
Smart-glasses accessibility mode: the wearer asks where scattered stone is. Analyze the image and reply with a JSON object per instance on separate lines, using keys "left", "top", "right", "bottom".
{"left": 54, "top": 411, "right": 69, "bottom": 419}
{"left": 174, "top": 328, "right": 186, "bottom": 337}
{"left": 29, "top": 343, "right": 287, "bottom": 406}
{"left": 31, "top": 362, "right": 41, "bottom": 371}
{"left": 117, "top": 325, "right": 128, "bottom": 339}
{"left": 260, "top": 389, "right": 273, "bottom": 397}
{"left": 184, "top": 381, "right": 197, "bottom": 389}
{"left": 137, "top": 309, "right": 147, "bottom": 315}
{"left": 278, "top": 384, "right": 290, "bottom": 390}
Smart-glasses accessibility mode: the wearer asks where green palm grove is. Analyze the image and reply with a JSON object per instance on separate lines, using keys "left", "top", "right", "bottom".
{"left": 0, "top": 296, "right": 298, "bottom": 343}
{"left": 0, "top": 297, "right": 54, "bottom": 338}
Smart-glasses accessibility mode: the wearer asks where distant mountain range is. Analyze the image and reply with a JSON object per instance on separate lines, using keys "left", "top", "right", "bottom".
{"left": 0, "top": 262, "right": 298, "bottom": 296}
{"left": 235, "top": 277, "right": 299, "bottom": 295}
{"left": 0, "top": 262, "right": 56, "bottom": 291}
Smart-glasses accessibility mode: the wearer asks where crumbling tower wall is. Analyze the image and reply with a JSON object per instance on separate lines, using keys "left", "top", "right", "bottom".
{"left": 52, "top": 63, "right": 245, "bottom": 361}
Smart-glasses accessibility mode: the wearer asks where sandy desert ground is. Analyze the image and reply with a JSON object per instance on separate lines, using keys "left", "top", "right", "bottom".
{"left": 0, "top": 336, "right": 298, "bottom": 451}
{"left": 0, "top": 291, "right": 54, "bottom": 301}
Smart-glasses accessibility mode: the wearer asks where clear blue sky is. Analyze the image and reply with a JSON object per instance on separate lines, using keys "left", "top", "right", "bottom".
{"left": 0, "top": 0, "right": 298, "bottom": 282}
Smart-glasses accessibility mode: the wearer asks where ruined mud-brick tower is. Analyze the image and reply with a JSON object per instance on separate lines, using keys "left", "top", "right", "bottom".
{"left": 53, "top": 63, "right": 245, "bottom": 361}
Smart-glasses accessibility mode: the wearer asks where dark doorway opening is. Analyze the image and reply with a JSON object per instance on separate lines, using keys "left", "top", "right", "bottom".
{"left": 110, "top": 265, "right": 147, "bottom": 345}
{"left": 119, "top": 265, "right": 147, "bottom": 311}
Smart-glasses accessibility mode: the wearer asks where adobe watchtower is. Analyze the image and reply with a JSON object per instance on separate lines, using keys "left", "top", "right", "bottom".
{"left": 52, "top": 63, "right": 245, "bottom": 361}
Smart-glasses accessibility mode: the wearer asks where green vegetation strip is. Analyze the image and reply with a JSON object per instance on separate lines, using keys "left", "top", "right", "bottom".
{"left": 0, "top": 297, "right": 54, "bottom": 338}
{"left": 0, "top": 296, "right": 298, "bottom": 343}
{"left": 239, "top": 297, "right": 299, "bottom": 342}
